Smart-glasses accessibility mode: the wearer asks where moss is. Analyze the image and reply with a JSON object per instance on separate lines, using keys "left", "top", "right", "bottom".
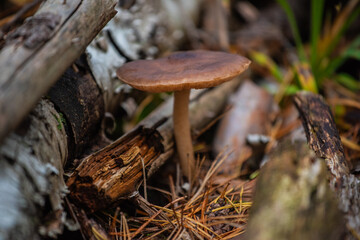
{"left": 52, "top": 112, "right": 66, "bottom": 131}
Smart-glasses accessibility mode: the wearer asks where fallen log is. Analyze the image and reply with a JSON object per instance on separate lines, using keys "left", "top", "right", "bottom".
{"left": 67, "top": 78, "right": 245, "bottom": 212}
{"left": 0, "top": 61, "right": 105, "bottom": 240}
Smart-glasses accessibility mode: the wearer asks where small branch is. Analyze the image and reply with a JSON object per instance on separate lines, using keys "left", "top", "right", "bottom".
{"left": 293, "top": 91, "right": 350, "bottom": 186}
{"left": 293, "top": 91, "right": 360, "bottom": 238}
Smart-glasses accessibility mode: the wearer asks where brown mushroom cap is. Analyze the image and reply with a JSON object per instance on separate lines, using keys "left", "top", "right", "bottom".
{"left": 116, "top": 50, "right": 251, "bottom": 93}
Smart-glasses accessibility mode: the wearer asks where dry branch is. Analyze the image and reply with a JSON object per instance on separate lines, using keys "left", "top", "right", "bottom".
{"left": 0, "top": 0, "right": 117, "bottom": 143}
{"left": 293, "top": 91, "right": 360, "bottom": 239}
{"left": 293, "top": 91, "right": 350, "bottom": 184}
{"left": 67, "top": 78, "right": 245, "bottom": 212}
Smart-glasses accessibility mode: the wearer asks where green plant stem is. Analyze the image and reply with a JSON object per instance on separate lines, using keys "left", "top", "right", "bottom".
{"left": 276, "top": 0, "right": 307, "bottom": 62}
{"left": 310, "top": 0, "right": 325, "bottom": 76}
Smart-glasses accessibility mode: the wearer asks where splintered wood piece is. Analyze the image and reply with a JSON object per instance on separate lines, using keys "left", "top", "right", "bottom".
{"left": 67, "top": 126, "right": 164, "bottom": 211}
{"left": 67, "top": 79, "right": 244, "bottom": 212}
{"left": 243, "top": 141, "right": 344, "bottom": 240}
{"left": 293, "top": 91, "right": 360, "bottom": 238}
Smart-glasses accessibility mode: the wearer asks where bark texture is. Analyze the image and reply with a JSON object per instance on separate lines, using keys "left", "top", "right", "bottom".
{"left": 0, "top": 100, "right": 68, "bottom": 239}
{"left": 293, "top": 91, "right": 360, "bottom": 239}
{"left": 48, "top": 60, "right": 105, "bottom": 158}
{"left": 293, "top": 92, "right": 350, "bottom": 184}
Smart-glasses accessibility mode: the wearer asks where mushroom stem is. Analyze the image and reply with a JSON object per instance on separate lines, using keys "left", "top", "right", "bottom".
{"left": 173, "top": 89, "right": 195, "bottom": 181}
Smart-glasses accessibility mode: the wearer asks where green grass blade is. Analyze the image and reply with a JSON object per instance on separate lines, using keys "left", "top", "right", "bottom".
{"left": 276, "top": 0, "right": 307, "bottom": 62}
{"left": 284, "top": 84, "right": 300, "bottom": 95}
{"left": 322, "top": 35, "right": 360, "bottom": 78}
{"left": 335, "top": 73, "right": 360, "bottom": 91}
{"left": 343, "top": 39, "right": 360, "bottom": 59}
{"left": 322, "top": 1, "right": 360, "bottom": 63}
{"left": 250, "top": 51, "right": 284, "bottom": 83}
{"left": 310, "top": 0, "right": 325, "bottom": 71}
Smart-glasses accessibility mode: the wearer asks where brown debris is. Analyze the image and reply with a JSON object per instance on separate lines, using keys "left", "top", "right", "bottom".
{"left": 109, "top": 152, "right": 255, "bottom": 240}
{"left": 213, "top": 80, "right": 277, "bottom": 174}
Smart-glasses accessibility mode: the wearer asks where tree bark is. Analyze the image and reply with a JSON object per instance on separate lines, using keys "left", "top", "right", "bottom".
{"left": 0, "top": 0, "right": 118, "bottom": 143}
{"left": 47, "top": 60, "right": 105, "bottom": 158}
{"left": 67, "top": 78, "right": 244, "bottom": 212}
{"left": 0, "top": 100, "right": 68, "bottom": 240}
{"left": 293, "top": 91, "right": 360, "bottom": 239}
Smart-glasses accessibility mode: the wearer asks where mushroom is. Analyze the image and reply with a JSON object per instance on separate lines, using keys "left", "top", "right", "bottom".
{"left": 116, "top": 50, "right": 250, "bottom": 181}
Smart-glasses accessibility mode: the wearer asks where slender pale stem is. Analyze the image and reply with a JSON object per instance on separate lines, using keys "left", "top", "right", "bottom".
{"left": 173, "top": 89, "right": 194, "bottom": 182}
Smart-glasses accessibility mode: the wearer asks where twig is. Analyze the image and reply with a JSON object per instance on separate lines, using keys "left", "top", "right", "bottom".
{"left": 140, "top": 157, "right": 148, "bottom": 201}
{"left": 132, "top": 197, "right": 185, "bottom": 238}
{"left": 187, "top": 149, "right": 232, "bottom": 206}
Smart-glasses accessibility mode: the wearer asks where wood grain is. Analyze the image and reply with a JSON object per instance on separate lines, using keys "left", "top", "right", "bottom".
{"left": 0, "top": 0, "right": 117, "bottom": 143}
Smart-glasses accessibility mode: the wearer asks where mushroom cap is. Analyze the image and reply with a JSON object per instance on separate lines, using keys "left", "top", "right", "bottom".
{"left": 116, "top": 50, "right": 251, "bottom": 93}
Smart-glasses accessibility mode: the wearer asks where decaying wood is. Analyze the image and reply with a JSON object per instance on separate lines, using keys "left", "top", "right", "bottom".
{"left": 293, "top": 92, "right": 350, "bottom": 185}
{"left": 0, "top": 100, "right": 68, "bottom": 240}
{"left": 48, "top": 61, "right": 105, "bottom": 158}
{"left": 0, "top": 0, "right": 117, "bottom": 143}
{"left": 243, "top": 141, "right": 344, "bottom": 240}
{"left": 0, "top": 56, "right": 107, "bottom": 240}
{"left": 67, "top": 78, "right": 245, "bottom": 212}
{"left": 293, "top": 91, "right": 360, "bottom": 239}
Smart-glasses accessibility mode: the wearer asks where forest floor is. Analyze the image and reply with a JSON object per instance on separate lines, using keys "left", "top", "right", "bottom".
{"left": 1, "top": 0, "right": 360, "bottom": 239}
